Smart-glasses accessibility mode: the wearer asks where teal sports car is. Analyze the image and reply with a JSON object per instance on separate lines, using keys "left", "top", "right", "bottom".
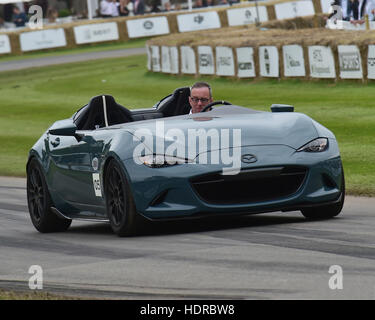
{"left": 26, "top": 88, "right": 345, "bottom": 236}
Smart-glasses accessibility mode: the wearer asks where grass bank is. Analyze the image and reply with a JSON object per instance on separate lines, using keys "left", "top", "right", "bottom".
{"left": 0, "top": 54, "right": 373, "bottom": 196}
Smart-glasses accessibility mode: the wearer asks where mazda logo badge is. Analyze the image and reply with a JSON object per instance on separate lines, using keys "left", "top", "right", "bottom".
{"left": 241, "top": 154, "right": 257, "bottom": 163}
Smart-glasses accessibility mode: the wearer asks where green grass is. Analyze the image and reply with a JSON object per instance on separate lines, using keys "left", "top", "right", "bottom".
{"left": 0, "top": 288, "right": 79, "bottom": 300}
{"left": 0, "top": 38, "right": 147, "bottom": 63}
{"left": 0, "top": 54, "right": 374, "bottom": 196}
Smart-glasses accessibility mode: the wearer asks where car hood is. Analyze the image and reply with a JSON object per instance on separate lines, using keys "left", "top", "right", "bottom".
{"left": 124, "top": 107, "right": 325, "bottom": 155}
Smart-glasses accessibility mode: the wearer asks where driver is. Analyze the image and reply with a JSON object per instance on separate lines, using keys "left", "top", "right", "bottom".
{"left": 189, "top": 82, "right": 213, "bottom": 114}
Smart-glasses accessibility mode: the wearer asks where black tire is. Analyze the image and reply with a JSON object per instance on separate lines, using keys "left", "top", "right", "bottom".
{"left": 301, "top": 170, "right": 345, "bottom": 220}
{"left": 27, "top": 158, "right": 72, "bottom": 233}
{"left": 104, "top": 160, "right": 139, "bottom": 237}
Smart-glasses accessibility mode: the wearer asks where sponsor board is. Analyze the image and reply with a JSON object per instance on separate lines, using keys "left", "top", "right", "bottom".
{"left": 74, "top": 22, "right": 119, "bottom": 44}
{"left": 126, "top": 16, "right": 170, "bottom": 38}
{"left": 150, "top": 45, "right": 161, "bottom": 72}
{"left": 259, "top": 46, "right": 279, "bottom": 77}
{"left": 198, "top": 46, "right": 215, "bottom": 75}
{"left": 227, "top": 6, "right": 268, "bottom": 26}
{"left": 338, "top": 45, "right": 362, "bottom": 79}
{"left": 236, "top": 47, "right": 255, "bottom": 78}
{"left": 216, "top": 46, "right": 235, "bottom": 76}
{"left": 275, "top": 0, "right": 315, "bottom": 20}
{"left": 308, "top": 46, "right": 336, "bottom": 78}
{"left": 283, "top": 45, "right": 305, "bottom": 77}
{"left": 0, "top": 34, "right": 11, "bottom": 54}
{"left": 177, "top": 11, "right": 221, "bottom": 33}
{"left": 20, "top": 28, "right": 66, "bottom": 52}
{"left": 170, "top": 46, "right": 179, "bottom": 74}
{"left": 161, "top": 46, "right": 171, "bottom": 73}
{"left": 367, "top": 45, "right": 375, "bottom": 79}
{"left": 146, "top": 44, "right": 152, "bottom": 70}
{"left": 180, "top": 46, "right": 196, "bottom": 74}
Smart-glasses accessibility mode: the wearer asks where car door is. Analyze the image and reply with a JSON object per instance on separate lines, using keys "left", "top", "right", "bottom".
{"left": 47, "top": 130, "right": 103, "bottom": 209}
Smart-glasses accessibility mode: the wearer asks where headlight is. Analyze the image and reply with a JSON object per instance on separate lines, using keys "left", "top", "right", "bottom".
{"left": 297, "top": 138, "right": 328, "bottom": 152}
{"left": 139, "top": 154, "right": 192, "bottom": 168}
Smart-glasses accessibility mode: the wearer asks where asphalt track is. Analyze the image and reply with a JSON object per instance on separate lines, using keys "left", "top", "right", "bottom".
{"left": 0, "top": 47, "right": 146, "bottom": 72}
{"left": 1, "top": 49, "right": 375, "bottom": 299}
{"left": 1, "top": 176, "right": 375, "bottom": 300}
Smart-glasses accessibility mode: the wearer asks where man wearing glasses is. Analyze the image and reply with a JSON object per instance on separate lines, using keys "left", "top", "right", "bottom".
{"left": 189, "top": 82, "right": 214, "bottom": 114}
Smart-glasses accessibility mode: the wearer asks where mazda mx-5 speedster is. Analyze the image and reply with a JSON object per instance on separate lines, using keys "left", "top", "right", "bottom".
{"left": 26, "top": 87, "right": 345, "bottom": 236}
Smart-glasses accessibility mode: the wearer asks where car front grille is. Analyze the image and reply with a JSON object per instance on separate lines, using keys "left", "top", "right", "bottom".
{"left": 190, "top": 166, "right": 307, "bottom": 204}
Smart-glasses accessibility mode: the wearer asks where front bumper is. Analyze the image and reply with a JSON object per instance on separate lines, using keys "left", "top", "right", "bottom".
{"left": 122, "top": 144, "right": 343, "bottom": 220}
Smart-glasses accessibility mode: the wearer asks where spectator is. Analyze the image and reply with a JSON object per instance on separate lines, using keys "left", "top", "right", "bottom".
{"left": 133, "top": 0, "right": 145, "bottom": 15}
{"left": 194, "top": 0, "right": 204, "bottom": 8}
{"left": 100, "top": 0, "right": 119, "bottom": 17}
{"left": 203, "top": 0, "right": 215, "bottom": 6}
{"left": 0, "top": 17, "right": 5, "bottom": 29}
{"left": 46, "top": 7, "right": 59, "bottom": 23}
{"left": 118, "top": 0, "right": 130, "bottom": 16}
{"left": 150, "top": 0, "right": 161, "bottom": 13}
{"left": 346, "top": 0, "right": 360, "bottom": 20}
{"left": 127, "top": 0, "right": 134, "bottom": 15}
{"left": 358, "top": 0, "right": 375, "bottom": 20}
{"left": 12, "top": 6, "right": 28, "bottom": 27}
{"left": 164, "top": 2, "right": 173, "bottom": 11}
{"left": 4, "top": 4, "right": 14, "bottom": 22}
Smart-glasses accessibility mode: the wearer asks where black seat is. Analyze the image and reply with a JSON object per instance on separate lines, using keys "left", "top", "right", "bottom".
{"left": 77, "top": 95, "right": 133, "bottom": 130}
{"left": 158, "top": 87, "right": 191, "bottom": 117}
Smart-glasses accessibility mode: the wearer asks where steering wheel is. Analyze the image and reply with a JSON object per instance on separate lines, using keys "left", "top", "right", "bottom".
{"left": 201, "top": 101, "right": 232, "bottom": 112}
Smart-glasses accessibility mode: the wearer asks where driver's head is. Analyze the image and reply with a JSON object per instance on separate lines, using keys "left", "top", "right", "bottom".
{"left": 189, "top": 82, "right": 213, "bottom": 114}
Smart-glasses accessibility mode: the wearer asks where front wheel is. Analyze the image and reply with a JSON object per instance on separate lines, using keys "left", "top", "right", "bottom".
{"left": 27, "top": 158, "right": 72, "bottom": 233}
{"left": 104, "top": 160, "right": 139, "bottom": 236}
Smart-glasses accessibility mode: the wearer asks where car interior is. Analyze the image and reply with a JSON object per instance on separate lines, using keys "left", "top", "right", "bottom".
{"left": 74, "top": 87, "right": 191, "bottom": 130}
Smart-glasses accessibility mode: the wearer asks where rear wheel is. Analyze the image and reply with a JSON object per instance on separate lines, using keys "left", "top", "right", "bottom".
{"left": 104, "top": 160, "right": 139, "bottom": 236}
{"left": 27, "top": 158, "right": 72, "bottom": 232}
{"left": 301, "top": 170, "right": 345, "bottom": 220}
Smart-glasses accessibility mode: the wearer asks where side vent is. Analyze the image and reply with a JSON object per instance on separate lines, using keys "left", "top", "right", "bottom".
{"left": 271, "top": 104, "right": 294, "bottom": 112}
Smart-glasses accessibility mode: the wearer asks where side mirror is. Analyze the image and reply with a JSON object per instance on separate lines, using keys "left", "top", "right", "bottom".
{"left": 271, "top": 104, "right": 294, "bottom": 112}
{"left": 48, "top": 119, "right": 77, "bottom": 136}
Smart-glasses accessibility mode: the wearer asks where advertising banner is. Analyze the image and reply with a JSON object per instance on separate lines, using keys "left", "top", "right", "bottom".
{"left": 20, "top": 28, "right": 67, "bottom": 52}
{"left": 275, "top": 0, "right": 315, "bottom": 20}
{"left": 150, "top": 45, "right": 160, "bottom": 72}
{"left": 236, "top": 47, "right": 256, "bottom": 78}
{"left": 74, "top": 22, "right": 119, "bottom": 44}
{"left": 161, "top": 46, "right": 171, "bottom": 73}
{"left": 283, "top": 45, "right": 305, "bottom": 77}
{"left": 146, "top": 44, "right": 151, "bottom": 70}
{"left": 177, "top": 11, "right": 221, "bottom": 33}
{"left": 216, "top": 46, "right": 235, "bottom": 76}
{"left": 198, "top": 46, "right": 215, "bottom": 75}
{"left": 308, "top": 46, "right": 336, "bottom": 78}
{"left": 180, "top": 46, "right": 196, "bottom": 74}
{"left": 227, "top": 6, "right": 268, "bottom": 26}
{"left": 0, "top": 35, "right": 11, "bottom": 54}
{"left": 126, "top": 16, "right": 170, "bottom": 38}
{"left": 338, "top": 45, "right": 362, "bottom": 79}
{"left": 170, "top": 46, "right": 179, "bottom": 74}
{"left": 259, "top": 46, "right": 279, "bottom": 77}
{"left": 367, "top": 45, "right": 375, "bottom": 79}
